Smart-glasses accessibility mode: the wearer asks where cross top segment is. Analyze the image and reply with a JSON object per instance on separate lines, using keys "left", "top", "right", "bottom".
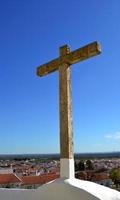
{"left": 36, "top": 41, "right": 101, "bottom": 179}
{"left": 37, "top": 41, "right": 101, "bottom": 77}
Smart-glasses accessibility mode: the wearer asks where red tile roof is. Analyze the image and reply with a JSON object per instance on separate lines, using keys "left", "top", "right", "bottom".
{"left": 91, "top": 173, "right": 110, "bottom": 181}
{"left": 0, "top": 174, "right": 21, "bottom": 184}
{"left": 21, "top": 173, "right": 60, "bottom": 185}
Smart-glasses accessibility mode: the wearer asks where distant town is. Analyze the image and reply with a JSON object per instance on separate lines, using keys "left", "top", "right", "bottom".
{"left": 0, "top": 153, "right": 120, "bottom": 191}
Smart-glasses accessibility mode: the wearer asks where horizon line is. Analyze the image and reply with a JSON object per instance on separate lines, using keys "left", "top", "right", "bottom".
{"left": 0, "top": 151, "right": 120, "bottom": 155}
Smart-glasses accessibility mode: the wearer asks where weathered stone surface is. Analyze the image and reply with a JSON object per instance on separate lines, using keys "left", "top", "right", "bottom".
{"left": 59, "top": 45, "right": 73, "bottom": 159}
{"left": 37, "top": 41, "right": 101, "bottom": 77}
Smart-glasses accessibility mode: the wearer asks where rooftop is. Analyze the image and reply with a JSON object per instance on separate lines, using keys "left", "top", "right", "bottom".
{"left": 0, "top": 178, "right": 120, "bottom": 200}
{"left": 0, "top": 174, "right": 21, "bottom": 184}
{"left": 21, "top": 174, "right": 59, "bottom": 185}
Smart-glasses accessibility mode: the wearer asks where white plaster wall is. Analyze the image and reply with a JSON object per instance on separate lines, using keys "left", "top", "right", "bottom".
{"left": 0, "top": 178, "right": 120, "bottom": 200}
{"left": 60, "top": 158, "right": 74, "bottom": 178}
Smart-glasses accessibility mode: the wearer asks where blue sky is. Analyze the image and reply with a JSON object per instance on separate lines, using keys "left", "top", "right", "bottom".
{"left": 0, "top": 0, "right": 120, "bottom": 154}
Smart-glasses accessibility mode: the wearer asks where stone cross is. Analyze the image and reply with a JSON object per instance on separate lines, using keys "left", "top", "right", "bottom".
{"left": 36, "top": 41, "right": 101, "bottom": 179}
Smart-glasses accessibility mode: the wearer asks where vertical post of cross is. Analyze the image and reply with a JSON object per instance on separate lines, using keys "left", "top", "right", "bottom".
{"left": 59, "top": 45, "right": 74, "bottom": 179}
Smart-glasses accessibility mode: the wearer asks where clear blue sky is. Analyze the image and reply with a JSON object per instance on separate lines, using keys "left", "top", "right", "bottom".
{"left": 0, "top": 0, "right": 120, "bottom": 154}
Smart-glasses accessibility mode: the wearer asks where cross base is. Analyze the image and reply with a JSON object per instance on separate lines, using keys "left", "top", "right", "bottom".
{"left": 60, "top": 158, "right": 75, "bottom": 179}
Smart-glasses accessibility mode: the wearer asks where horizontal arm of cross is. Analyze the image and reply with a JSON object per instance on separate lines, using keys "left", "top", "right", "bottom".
{"left": 37, "top": 41, "right": 101, "bottom": 77}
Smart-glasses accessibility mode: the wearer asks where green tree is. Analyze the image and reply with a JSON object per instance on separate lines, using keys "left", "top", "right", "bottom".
{"left": 86, "top": 160, "right": 94, "bottom": 170}
{"left": 78, "top": 160, "right": 85, "bottom": 171}
{"left": 75, "top": 160, "right": 85, "bottom": 171}
{"left": 75, "top": 161, "right": 79, "bottom": 172}
{"left": 109, "top": 168, "right": 120, "bottom": 188}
